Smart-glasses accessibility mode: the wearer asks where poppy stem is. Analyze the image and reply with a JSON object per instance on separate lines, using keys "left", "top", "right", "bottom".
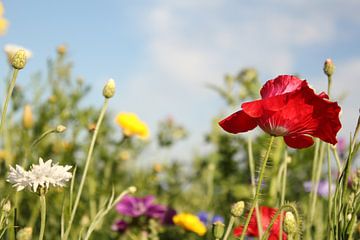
{"left": 279, "top": 151, "right": 289, "bottom": 240}
{"left": 247, "top": 138, "right": 263, "bottom": 238}
{"left": 239, "top": 136, "right": 275, "bottom": 240}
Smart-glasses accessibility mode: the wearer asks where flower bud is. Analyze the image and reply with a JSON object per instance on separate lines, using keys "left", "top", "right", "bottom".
{"left": 56, "top": 125, "right": 67, "bottom": 133}
{"left": 128, "top": 186, "right": 137, "bottom": 194}
{"left": 323, "top": 58, "right": 335, "bottom": 77}
{"left": 11, "top": 49, "right": 27, "bottom": 69}
{"left": 212, "top": 221, "right": 225, "bottom": 239}
{"left": 230, "top": 201, "right": 245, "bottom": 217}
{"left": 16, "top": 227, "right": 32, "bottom": 240}
{"left": 103, "top": 78, "right": 116, "bottom": 98}
{"left": 283, "top": 211, "right": 297, "bottom": 235}
{"left": 23, "top": 105, "right": 34, "bottom": 129}
{"left": 57, "top": 44, "right": 67, "bottom": 56}
{"left": 2, "top": 200, "right": 11, "bottom": 213}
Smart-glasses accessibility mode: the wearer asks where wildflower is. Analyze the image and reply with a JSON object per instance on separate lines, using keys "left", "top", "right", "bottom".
{"left": 57, "top": 44, "right": 67, "bottom": 56}
{"left": 7, "top": 158, "right": 72, "bottom": 192}
{"left": 22, "top": 105, "right": 34, "bottom": 129}
{"left": 116, "top": 195, "right": 166, "bottom": 219}
{"left": 115, "top": 112, "right": 150, "bottom": 140}
{"left": 219, "top": 75, "right": 341, "bottom": 149}
{"left": 197, "top": 211, "right": 224, "bottom": 225}
{"left": 233, "top": 206, "right": 287, "bottom": 240}
{"left": 0, "top": 2, "right": 8, "bottom": 35}
{"left": 303, "top": 180, "right": 335, "bottom": 198}
{"left": 4, "top": 44, "right": 32, "bottom": 65}
{"left": 173, "top": 213, "right": 207, "bottom": 236}
{"left": 161, "top": 207, "right": 177, "bottom": 225}
{"left": 112, "top": 220, "right": 128, "bottom": 233}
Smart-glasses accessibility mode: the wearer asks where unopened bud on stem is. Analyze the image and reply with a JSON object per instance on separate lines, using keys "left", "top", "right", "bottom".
{"left": 284, "top": 211, "right": 297, "bottom": 235}
{"left": 103, "top": 78, "right": 116, "bottom": 98}
{"left": 231, "top": 201, "right": 245, "bottom": 217}
{"left": 323, "top": 58, "right": 335, "bottom": 77}
{"left": 56, "top": 125, "right": 67, "bottom": 133}
{"left": 11, "top": 49, "right": 27, "bottom": 70}
{"left": 212, "top": 221, "right": 225, "bottom": 239}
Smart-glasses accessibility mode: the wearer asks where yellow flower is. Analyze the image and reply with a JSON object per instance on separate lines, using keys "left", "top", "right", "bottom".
{"left": 173, "top": 213, "right": 207, "bottom": 236}
{"left": 22, "top": 104, "right": 34, "bottom": 129}
{"left": 115, "top": 112, "right": 150, "bottom": 140}
{"left": 0, "top": 2, "right": 9, "bottom": 36}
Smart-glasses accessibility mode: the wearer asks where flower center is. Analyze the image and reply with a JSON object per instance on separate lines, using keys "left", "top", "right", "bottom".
{"left": 269, "top": 126, "right": 288, "bottom": 136}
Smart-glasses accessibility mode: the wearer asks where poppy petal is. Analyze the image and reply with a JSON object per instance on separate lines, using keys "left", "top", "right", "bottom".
{"left": 284, "top": 135, "right": 314, "bottom": 149}
{"left": 260, "top": 75, "right": 303, "bottom": 99}
{"left": 219, "top": 110, "right": 257, "bottom": 134}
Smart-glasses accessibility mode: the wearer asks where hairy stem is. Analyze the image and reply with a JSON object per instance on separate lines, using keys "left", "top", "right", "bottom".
{"left": 239, "top": 136, "right": 275, "bottom": 240}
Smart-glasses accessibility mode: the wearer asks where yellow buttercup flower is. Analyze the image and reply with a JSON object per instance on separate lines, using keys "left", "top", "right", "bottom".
{"left": 173, "top": 213, "right": 207, "bottom": 236}
{"left": 115, "top": 112, "right": 150, "bottom": 140}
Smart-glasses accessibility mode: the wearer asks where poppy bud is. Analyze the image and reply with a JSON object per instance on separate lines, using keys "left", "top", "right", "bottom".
{"left": 11, "top": 49, "right": 27, "bottom": 69}
{"left": 16, "top": 227, "right": 32, "bottom": 240}
{"left": 212, "top": 221, "right": 225, "bottom": 239}
{"left": 323, "top": 58, "right": 335, "bottom": 77}
{"left": 103, "top": 78, "right": 116, "bottom": 98}
{"left": 283, "top": 211, "right": 297, "bottom": 235}
{"left": 231, "top": 201, "right": 245, "bottom": 217}
{"left": 23, "top": 105, "right": 34, "bottom": 129}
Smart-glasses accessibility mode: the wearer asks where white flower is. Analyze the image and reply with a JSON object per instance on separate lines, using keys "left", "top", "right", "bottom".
{"left": 7, "top": 165, "right": 32, "bottom": 191}
{"left": 3, "top": 44, "right": 32, "bottom": 63}
{"left": 7, "top": 158, "right": 72, "bottom": 192}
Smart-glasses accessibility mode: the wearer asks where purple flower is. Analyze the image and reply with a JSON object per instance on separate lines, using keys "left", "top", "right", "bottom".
{"left": 112, "top": 220, "right": 128, "bottom": 233}
{"left": 304, "top": 180, "right": 335, "bottom": 197}
{"left": 161, "top": 207, "right": 177, "bottom": 225}
{"left": 211, "top": 215, "right": 224, "bottom": 223}
{"left": 116, "top": 195, "right": 167, "bottom": 219}
{"left": 197, "top": 211, "right": 208, "bottom": 224}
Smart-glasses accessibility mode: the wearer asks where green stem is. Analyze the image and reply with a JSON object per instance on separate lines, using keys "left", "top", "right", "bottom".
{"left": 247, "top": 138, "right": 263, "bottom": 237}
{"left": 327, "top": 75, "right": 332, "bottom": 99}
{"left": 222, "top": 216, "right": 235, "bottom": 240}
{"left": 279, "top": 151, "right": 288, "bottom": 240}
{"left": 326, "top": 144, "right": 334, "bottom": 239}
{"left": 310, "top": 142, "right": 325, "bottom": 222}
{"left": 39, "top": 193, "right": 46, "bottom": 240}
{"left": 239, "top": 136, "right": 275, "bottom": 240}
{"left": 0, "top": 69, "right": 19, "bottom": 135}
{"left": 331, "top": 146, "right": 342, "bottom": 172}
{"left": 30, "top": 129, "right": 57, "bottom": 149}
{"left": 62, "top": 98, "right": 109, "bottom": 240}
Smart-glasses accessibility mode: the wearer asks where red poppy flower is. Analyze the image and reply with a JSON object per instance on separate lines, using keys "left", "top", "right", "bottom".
{"left": 219, "top": 75, "right": 341, "bottom": 149}
{"left": 233, "top": 206, "right": 286, "bottom": 240}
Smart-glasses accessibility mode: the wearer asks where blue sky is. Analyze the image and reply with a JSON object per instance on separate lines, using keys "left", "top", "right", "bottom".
{"left": 1, "top": 0, "right": 359, "bottom": 158}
